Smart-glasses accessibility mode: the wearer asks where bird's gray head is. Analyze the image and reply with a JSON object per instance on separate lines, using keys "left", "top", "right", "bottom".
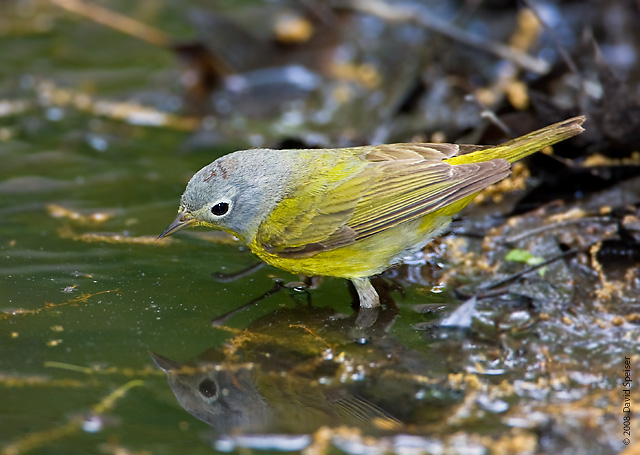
{"left": 158, "top": 149, "right": 293, "bottom": 243}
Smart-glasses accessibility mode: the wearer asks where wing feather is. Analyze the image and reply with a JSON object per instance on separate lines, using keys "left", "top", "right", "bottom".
{"left": 349, "top": 160, "right": 509, "bottom": 239}
{"left": 353, "top": 160, "right": 509, "bottom": 238}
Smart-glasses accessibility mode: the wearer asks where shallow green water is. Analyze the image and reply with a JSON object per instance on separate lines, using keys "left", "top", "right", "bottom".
{"left": 0, "top": 2, "right": 441, "bottom": 453}
{"left": 0, "top": 2, "right": 287, "bottom": 452}
{"left": 2, "top": 2, "right": 638, "bottom": 455}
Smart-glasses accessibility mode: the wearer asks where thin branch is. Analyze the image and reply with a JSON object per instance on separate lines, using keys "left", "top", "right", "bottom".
{"left": 477, "top": 247, "right": 579, "bottom": 291}
{"left": 339, "top": 0, "right": 550, "bottom": 74}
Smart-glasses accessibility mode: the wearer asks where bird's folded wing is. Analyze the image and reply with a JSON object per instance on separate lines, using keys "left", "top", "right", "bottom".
{"left": 349, "top": 158, "right": 510, "bottom": 240}
{"left": 256, "top": 144, "right": 510, "bottom": 258}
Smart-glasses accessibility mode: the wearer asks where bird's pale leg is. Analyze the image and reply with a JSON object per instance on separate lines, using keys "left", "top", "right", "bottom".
{"left": 352, "top": 277, "right": 380, "bottom": 328}
{"left": 351, "top": 277, "right": 380, "bottom": 308}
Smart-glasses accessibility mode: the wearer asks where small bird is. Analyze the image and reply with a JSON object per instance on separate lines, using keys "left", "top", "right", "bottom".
{"left": 159, "top": 116, "right": 585, "bottom": 311}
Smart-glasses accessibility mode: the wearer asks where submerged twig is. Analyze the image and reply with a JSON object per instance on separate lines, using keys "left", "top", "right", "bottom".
{"left": 0, "top": 290, "right": 119, "bottom": 321}
{"left": 212, "top": 262, "right": 265, "bottom": 283}
{"left": 476, "top": 247, "right": 579, "bottom": 292}
{"left": 211, "top": 281, "right": 285, "bottom": 326}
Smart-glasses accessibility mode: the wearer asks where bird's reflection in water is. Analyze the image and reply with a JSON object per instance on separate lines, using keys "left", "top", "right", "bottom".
{"left": 152, "top": 304, "right": 458, "bottom": 451}
{"left": 151, "top": 352, "right": 402, "bottom": 435}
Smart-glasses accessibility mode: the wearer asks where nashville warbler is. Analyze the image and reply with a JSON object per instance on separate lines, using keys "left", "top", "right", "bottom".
{"left": 160, "top": 116, "right": 585, "bottom": 310}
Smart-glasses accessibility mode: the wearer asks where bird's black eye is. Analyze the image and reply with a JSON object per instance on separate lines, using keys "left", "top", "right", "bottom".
{"left": 211, "top": 202, "right": 229, "bottom": 216}
{"left": 198, "top": 378, "right": 217, "bottom": 398}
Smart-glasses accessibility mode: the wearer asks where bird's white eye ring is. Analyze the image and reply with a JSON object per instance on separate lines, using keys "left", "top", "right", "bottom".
{"left": 211, "top": 202, "right": 229, "bottom": 216}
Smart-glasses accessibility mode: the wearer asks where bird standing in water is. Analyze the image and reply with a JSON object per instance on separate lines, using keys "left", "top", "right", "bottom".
{"left": 160, "top": 116, "right": 585, "bottom": 311}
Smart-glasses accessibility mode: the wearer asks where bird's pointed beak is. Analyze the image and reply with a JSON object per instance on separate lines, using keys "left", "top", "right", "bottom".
{"left": 157, "top": 212, "right": 194, "bottom": 240}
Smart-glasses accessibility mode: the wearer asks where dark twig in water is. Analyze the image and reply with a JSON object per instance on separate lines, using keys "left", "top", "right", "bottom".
{"left": 339, "top": 0, "right": 550, "bottom": 74}
{"left": 211, "top": 281, "right": 284, "bottom": 326}
{"left": 212, "top": 262, "right": 265, "bottom": 283}
{"left": 476, "top": 247, "right": 579, "bottom": 292}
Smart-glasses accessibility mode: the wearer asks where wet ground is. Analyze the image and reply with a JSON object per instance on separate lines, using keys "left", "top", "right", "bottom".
{"left": 1, "top": 1, "right": 639, "bottom": 454}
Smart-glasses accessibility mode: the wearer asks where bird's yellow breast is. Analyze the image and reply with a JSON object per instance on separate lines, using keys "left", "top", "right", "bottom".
{"left": 247, "top": 195, "right": 473, "bottom": 279}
